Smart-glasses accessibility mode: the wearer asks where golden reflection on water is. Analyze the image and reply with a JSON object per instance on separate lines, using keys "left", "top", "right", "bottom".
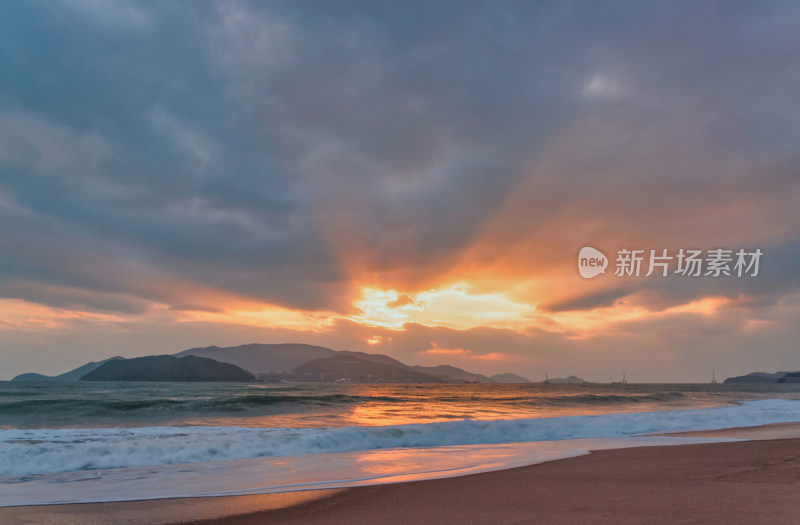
{"left": 336, "top": 384, "right": 636, "bottom": 428}
{"left": 351, "top": 445, "right": 516, "bottom": 475}
{"left": 180, "top": 383, "right": 745, "bottom": 430}
{"left": 350, "top": 448, "right": 429, "bottom": 474}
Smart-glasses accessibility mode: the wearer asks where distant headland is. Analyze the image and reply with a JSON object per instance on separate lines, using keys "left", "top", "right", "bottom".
{"left": 12, "top": 343, "right": 548, "bottom": 384}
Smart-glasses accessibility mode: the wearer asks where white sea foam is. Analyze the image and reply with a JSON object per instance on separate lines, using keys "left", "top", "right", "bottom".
{"left": 1, "top": 399, "right": 799, "bottom": 477}
{"left": 0, "top": 437, "right": 725, "bottom": 507}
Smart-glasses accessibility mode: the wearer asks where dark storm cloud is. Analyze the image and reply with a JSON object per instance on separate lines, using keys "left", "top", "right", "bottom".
{"left": 542, "top": 286, "right": 636, "bottom": 312}
{"left": 0, "top": 0, "right": 799, "bottom": 316}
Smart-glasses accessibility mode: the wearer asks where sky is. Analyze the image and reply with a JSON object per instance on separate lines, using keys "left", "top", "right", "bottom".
{"left": 1, "top": 0, "right": 799, "bottom": 381}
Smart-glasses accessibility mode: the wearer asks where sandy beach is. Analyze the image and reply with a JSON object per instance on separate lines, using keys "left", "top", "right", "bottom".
{"left": 4, "top": 424, "right": 800, "bottom": 525}
{"left": 185, "top": 438, "right": 800, "bottom": 525}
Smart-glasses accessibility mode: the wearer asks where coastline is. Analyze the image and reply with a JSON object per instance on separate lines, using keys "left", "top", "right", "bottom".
{"left": 0, "top": 491, "right": 344, "bottom": 525}
{"left": 4, "top": 422, "right": 800, "bottom": 525}
{"left": 661, "top": 420, "right": 800, "bottom": 440}
{"left": 188, "top": 437, "right": 800, "bottom": 525}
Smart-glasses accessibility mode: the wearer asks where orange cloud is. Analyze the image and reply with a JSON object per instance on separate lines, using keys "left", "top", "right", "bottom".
{"left": 0, "top": 298, "right": 136, "bottom": 331}
{"left": 419, "top": 343, "right": 519, "bottom": 362}
{"left": 421, "top": 343, "right": 471, "bottom": 356}
{"left": 177, "top": 304, "right": 341, "bottom": 332}
{"left": 116, "top": 281, "right": 742, "bottom": 347}
{"left": 469, "top": 352, "right": 518, "bottom": 361}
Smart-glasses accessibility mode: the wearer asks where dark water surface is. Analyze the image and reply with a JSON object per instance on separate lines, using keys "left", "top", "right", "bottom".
{"left": 3, "top": 381, "right": 800, "bottom": 430}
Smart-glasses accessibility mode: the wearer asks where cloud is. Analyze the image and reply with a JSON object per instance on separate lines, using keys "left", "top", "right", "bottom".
{"left": 419, "top": 343, "right": 520, "bottom": 362}
{"left": 0, "top": 112, "right": 106, "bottom": 175}
{"left": 148, "top": 109, "right": 214, "bottom": 167}
{"left": 0, "top": 280, "right": 151, "bottom": 314}
{"left": 0, "top": 1, "right": 800, "bottom": 379}
{"left": 352, "top": 286, "right": 532, "bottom": 330}
{"left": 542, "top": 286, "right": 635, "bottom": 312}
{"left": 582, "top": 74, "right": 624, "bottom": 99}
{"left": 419, "top": 344, "right": 471, "bottom": 357}
{"left": 469, "top": 352, "right": 519, "bottom": 362}
{"left": 60, "top": 0, "right": 152, "bottom": 30}
{"left": 210, "top": 1, "right": 291, "bottom": 71}
{"left": 386, "top": 294, "right": 421, "bottom": 309}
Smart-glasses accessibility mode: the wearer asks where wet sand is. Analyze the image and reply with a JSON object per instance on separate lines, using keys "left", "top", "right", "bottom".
{"left": 3, "top": 427, "right": 800, "bottom": 525}
{"left": 0, "top": 491, "right": 344, "bottom": 525}
{"left": 188, "top": 438, "right": 800, "bottom": 525}
{"left": 663, "top": 420, "right": 800, "bottom": 440}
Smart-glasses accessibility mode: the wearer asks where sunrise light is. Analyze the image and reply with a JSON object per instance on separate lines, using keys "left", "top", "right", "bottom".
{"left": 352, "top": 285, "right": 533, "bottom": 331}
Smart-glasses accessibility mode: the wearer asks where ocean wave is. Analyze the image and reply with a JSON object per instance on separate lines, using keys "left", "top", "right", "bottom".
{"left": 0, "top": 393, "right": 403, "bottom": 415}
{"left": 2, "top": 399, "right": 800, "bottom": 477}
{"left": 381, "top": 392, "right": 689, "bottom": 405}
{"left": 538, "top": 392, "right": 687, "bottom": 404}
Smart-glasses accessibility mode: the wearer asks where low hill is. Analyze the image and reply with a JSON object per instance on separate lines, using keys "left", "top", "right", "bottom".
{"left": 340, "top": 350, "right": 417, "bottom": 371}
{"left": 490, "top": 373, "right": 532, "bottom": 383}
{"left": 12, "top": 373, "right": 53, "bottom": 382}
{"left": 412, "top": 364, "right": 496, "bottom": 383}
{"left": 12, "top": 357, "right": 124, "bottom": 382}
{"left": 723, "top": 371, "right": 798, "bottom": 384}
{"left": 778, "top": 372, "right": 800, "bottom": 383}
{"left": 547, "top": 375, "right": 588, "bottom": 384}
{"left": 81, "top": 355, "right": 256, "bottom": 382}
{"left": 293, "top": 354, "right": 440, "bottom": 383}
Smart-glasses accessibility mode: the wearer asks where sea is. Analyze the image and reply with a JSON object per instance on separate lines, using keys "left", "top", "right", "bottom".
{"left": 2, "top": 381, "right": 800, "bottom": 506}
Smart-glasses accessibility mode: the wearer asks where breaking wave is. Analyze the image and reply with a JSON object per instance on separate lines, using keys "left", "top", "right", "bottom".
{"left": 2, "top": 399, "right": 800, "bottom": 477}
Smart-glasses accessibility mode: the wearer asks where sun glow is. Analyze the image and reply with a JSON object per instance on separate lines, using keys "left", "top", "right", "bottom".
{"left": 421, "top": 343, "right": 471, "bottom": 356}
{"left": 535, "top": 295, "right": 732, "bottom": 339}
{"left": 351, "top": 285, "right": 533, "bottom": 330}
{"left": 0, "top": 298, "right": 131, "bottom": 331}
{"left": 419, "top": 343, "right": 520, "bottom": 362}
{"left": 4, "top": 274, "right": 738, "bottom": 347}
{"left": 178, "top": 305, "right": 341, "bottom": 332}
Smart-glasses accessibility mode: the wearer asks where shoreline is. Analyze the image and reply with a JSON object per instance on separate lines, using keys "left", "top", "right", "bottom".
{"left": 659, "top": 420, "right": 800, "bottom": 440}
{"left": 0, "top": 436, "right": 724, "bottom": 508}
{"left": 190, "top": 437, "right": 800, "bottom": 525}
{"left": 3, "top": 421, "right": 800, "bottom": 524}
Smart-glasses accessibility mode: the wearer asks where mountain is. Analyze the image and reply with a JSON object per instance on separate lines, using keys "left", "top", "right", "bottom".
{"left": 723, "top": 371, "right": 798, "bottom": 384}
{"left": 547, "top": 375, "right": 588, "bottom": 384}
{"left": 340, "top": 350, "right": 417, "bottom": 371}
{"left": 11, "top": 373, "right": 53, "bottom": 382}
{"left": 81, "top": 355, "right": 256, "bottom": 382}
{"left": 177, "top": 343, "right": 468, "bottom": 380}
{"left": 490, "top": 373, "right": 532, "bottom": 383}
{"left": 12, "top": 357, "right": 124, "bottom": 382}
{"left": 293, "top": 354, "right": 440, "bottom": 383}
{"left": 16, "top": 342, "right": 542, "bottom": 384}
{"left": 411, "top": 364, "right": 496, "bottom": 383}
{"left": 175, "top": 343, "right": 336, "bottom": 373}
{"left": 778, "top": 372, "right": 800, "bottom": 383}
